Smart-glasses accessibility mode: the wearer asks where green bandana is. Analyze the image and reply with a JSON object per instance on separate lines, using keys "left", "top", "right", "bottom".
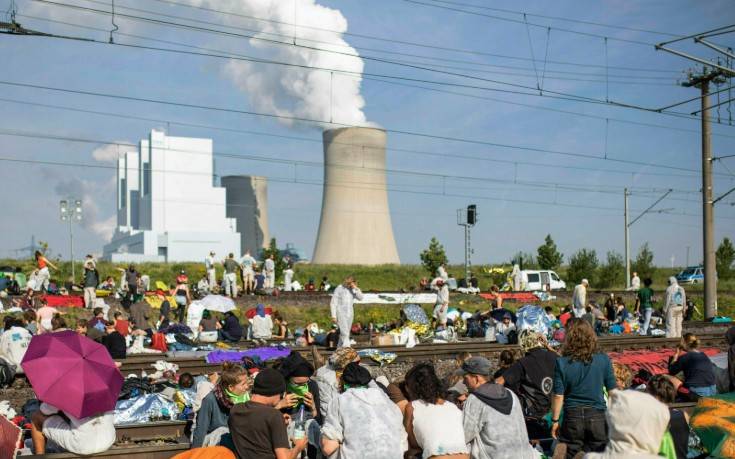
{"left": 226, "top": 388, "right": 250, "bottom": 405}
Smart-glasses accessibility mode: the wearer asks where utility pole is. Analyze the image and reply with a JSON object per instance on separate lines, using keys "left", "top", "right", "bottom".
{"left": 624, "top": 188, "right": 630, "bottom": 289}
{"left": 683, "top": 70, "right": 721, "bottom": 319}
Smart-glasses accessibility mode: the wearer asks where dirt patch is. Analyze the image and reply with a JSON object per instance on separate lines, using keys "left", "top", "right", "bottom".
{"left": 0, "top": 377, "right": 36, "bottom": 413}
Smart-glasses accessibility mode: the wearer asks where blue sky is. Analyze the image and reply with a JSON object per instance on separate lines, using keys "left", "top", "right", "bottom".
{"left": 1, "top": 0, "right": 734, "bottom": 266}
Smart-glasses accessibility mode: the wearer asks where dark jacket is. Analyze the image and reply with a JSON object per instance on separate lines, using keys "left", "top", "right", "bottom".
{"left": 102, "top": 331, "right": 126, "bottom": 360}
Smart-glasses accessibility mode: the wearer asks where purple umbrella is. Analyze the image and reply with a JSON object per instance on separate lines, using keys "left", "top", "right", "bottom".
{"left": 21, "top": 330, "right": 123, "bottom": 419}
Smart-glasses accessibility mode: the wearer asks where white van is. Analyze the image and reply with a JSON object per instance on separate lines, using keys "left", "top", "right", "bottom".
{"left": 521, "top": 270, "right": 566, "bottom": 291}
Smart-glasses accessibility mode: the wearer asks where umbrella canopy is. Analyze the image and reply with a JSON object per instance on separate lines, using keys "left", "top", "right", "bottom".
{"left": 199, "top": 295, "right": 236, "bottom": 312}
{"left": 21, "top": 330, "right": 123, "bottom": 419}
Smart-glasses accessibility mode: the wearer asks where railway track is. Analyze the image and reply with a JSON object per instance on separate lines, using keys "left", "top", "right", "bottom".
{"left": 119, "top": 331, "right": 728, "bottom": 376}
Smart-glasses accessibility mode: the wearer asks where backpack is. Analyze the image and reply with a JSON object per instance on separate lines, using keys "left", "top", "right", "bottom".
{"left": 0, "top": 358, "right": 16, "bottom": 388}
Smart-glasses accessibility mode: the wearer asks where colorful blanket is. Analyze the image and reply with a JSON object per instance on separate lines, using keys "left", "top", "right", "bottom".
{"left": 479, "top": 292, "right": 537, "bottom": 302}
{"left": 206, "top": 347, "right": 291, "bottom": 364}
{"left": 42, "top": 295, "right": 84, "bottom": 308}
{"left": 608, "top": 348, "right": 720, "bottom": 375}
{"left": 690, "top": 393, "right": 735, "bottom": 457}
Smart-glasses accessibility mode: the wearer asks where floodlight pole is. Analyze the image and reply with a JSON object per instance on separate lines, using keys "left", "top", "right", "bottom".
{"left": 68, "top": 212, "right": 75, "bottom": 282}
{"left": 624, "top": 188, "right": 630, "bottom": 288}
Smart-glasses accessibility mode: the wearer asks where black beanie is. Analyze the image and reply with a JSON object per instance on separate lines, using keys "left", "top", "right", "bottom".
{"left": 252, "top": 368, "right": 286, "bottom": 396}
{"left": 279, "top": 351, "right": 314, "bottom": 379}
{"left": 342, "top": 362, "right": 372, "bottom": 387}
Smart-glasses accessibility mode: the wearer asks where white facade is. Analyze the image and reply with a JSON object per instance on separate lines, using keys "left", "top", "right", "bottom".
{"left": 103, "top": 130, "right": 240, "bottom": 262}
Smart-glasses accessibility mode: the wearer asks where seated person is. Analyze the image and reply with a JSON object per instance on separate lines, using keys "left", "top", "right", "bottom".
{"left": 0, "top": 317, "right": 32, "bottom": 371}
{"left": 254, "top": 271, "right": 265, "bottom": 291}
{"left": 51, "top": 315, "right": 69, "bottom": 332}
{"left": 99, "top": 276, "right": 115, "bottom": 291}
{"left": 101, "top": 321, "right": 127, "bottom": 360}
{"left": 196, "top": 275, "right": 210, "bottom": 295}
{"left": 198, "top": 310, "right": 220, "bottom": 342}
{"left": 250, "top": 304, "right": 273, "bottom": 341}
{"left": 495, "top": 313, "right": 517, "bottom": 344}
{"left": 76, "top": 319, "right": 104, "bottom": 341}
{"left": 304, "top": 277, "right": 316, "bottom": 292}
{"left": 87, "top": 307, "right": 106, "bottom": 332}
{"left": 219, "top": 311, "right": 243, "bottom": 343}
{"left": 113, "top": 311, "right": 131, "bottom": 337}
{"left": 30, "top": 402, "right": 115, "bottom": 455}
{"left": 319, "top": 276, "right": 331, "bottom": 292}
{"left": 272, "top": 312, "right": 288, "bottom": 340}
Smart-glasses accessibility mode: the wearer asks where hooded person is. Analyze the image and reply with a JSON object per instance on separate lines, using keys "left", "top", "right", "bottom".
{"left": 663, "top": 277, "right": 686, "bottom": 338}
{"left": 585, "top": 390, "right": 670, "bottom": 459}
{"left": 458, "top": 357, "right": 536, "bottom": 459}
{"left": 313, "top": 347, "right": 361, "bottom": 416}
{"left": 330, "top": 277, "right": 364, "bottom": 348}
{"left": 572, "top": 279, "right": 589, "bottom": 318}
{"left": 321, "top": 363, "right": 407, "bottom": 458}
{"left": 511, "top": 264, "right": 522, "bottom": 291}
{"left": 250, "top": 304, "right": 273, "bottom": 341}
{"left": 279, "top": 352, "right": 322, "bottom": 424}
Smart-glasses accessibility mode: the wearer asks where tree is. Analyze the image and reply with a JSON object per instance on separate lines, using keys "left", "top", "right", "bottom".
{"left": 567, "top": 249, "right": 599, "bottom": 286}
{"left": 420, "top": 237, "right": 448, "bottom": 277}
{"left": 260, "top": 238, "right": 286, "bottom": 280}
{"left": 631, "top": 242, "right": 655, "bottom": 280}
{"left": 716, "top": 237, "right": 735, "bottom": 280}
{"left": 537, "top": 234, "right": 563, "bottom": 270}
{"left": 598, "top": 251, "right": 625, "bottom": 288}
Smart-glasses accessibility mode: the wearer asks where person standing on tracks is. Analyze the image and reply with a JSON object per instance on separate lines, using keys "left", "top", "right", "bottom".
{"left": 240, "top": 250, "right": 256, "bottom": 295}
{"left": 264, "top": 254, "right": 276, "bottom": 289}
{"left": 550, "top": 320, "right": 617, "bottom": 458}
{"left": 628, "top": 271, "right": 641, "bottom": 291}
{"left": 663, "top": 277, "right": 686, "bottom": 338}
{"left": 571, "top": 279, "right": 589, "bottom": 318}
{"left": 635, "top": 278, "right": 655, "bottom": 335}
{"left": 222, "top": 253, "right": 239, "bottom": 299}
{"left": 433, "top": 278, "right": 450, "bottom": 329}
{"left": 330, "top": 276, "right": 364, "bottom": 348}
{"left": 205, "top": 251, "right": 217, "bottom": 293}
{"left": 511, "top": 264, "right": 522, "bottom": 291}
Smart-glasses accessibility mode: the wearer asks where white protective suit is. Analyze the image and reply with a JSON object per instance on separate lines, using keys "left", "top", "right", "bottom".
{"left": 585, "top": 391, "right": 669, "bottom": 459}
{"left": 433, "top": 284, "right": 450, "bottom": 326}
{"left": 321, "top": 387, "right": 407, "bottom": 459}
{"left": 511, "top": 264, "right": 522, "bottom": 291}
{"left": 572, "top": 282, "right": 588, "bottom": 317}
{"left": 664, "top": 276, "right": 686, "bottom": 338}
{"left": 205, "top": 255, "right": 216, "bottom": 290}
{"left": 264, "top": 258, "right": 275, "bottom": 289}
{"left": 437, "top": 265, "right": 449, "bottom": 281}
{"left": 330, "top": 284, "right": 364, "bottom": 348}
{"left": 283, "top": 268, "right": 294, "bottom": 292}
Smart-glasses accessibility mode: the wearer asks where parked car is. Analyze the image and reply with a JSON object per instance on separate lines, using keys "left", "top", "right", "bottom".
{"left": 676, "top": 266, "right": 705, "bottom": 284}
{"left": 521, "top": 270, "right": 566, "bottom": 291}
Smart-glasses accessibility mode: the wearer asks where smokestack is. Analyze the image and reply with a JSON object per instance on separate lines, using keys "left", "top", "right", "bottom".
{"left": 312, "top": 127, "right": 400, "bottom": 264}
{"left": 221, "top": 175, "right": 269, "bottom": 255}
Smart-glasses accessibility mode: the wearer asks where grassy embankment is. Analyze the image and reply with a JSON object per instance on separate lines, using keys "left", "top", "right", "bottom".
{"left": 1, "top": 259, "right": 733, "bottom": 329}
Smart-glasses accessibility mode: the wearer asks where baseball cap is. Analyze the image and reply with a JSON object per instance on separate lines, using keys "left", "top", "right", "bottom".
{"left": 448, "top": 380, "right": 468, "bottom": 395}
{"left": 454, "top": 356, "right": 492, "bottom": 377}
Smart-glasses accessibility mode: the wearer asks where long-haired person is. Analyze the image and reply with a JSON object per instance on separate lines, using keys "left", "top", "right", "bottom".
{"left": 550, "top": 320, "right": 617, "bottom": 458}
{"left": 668, "top": 333, "right": 717, "bottom": 397}
{"left": 34, "top": 250, "right": 57, "bottom": 292}
{"left": 403, "top": 362, "right": 468, "bottom": 459}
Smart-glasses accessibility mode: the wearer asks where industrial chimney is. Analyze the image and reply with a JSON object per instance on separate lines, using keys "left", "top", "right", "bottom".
{"left": 312, "top": 127, "right": 400, "bottom": 265}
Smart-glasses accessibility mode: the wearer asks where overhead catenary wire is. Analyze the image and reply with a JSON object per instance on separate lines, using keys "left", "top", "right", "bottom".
{"left": 24, "top": 0, "right": 721, "bottom": 121}
{"left": 2, "top": 154, "right": 731, "bottom": 219}
{"left": 2, "top": 79, "right": 730, "bottom": 177}
{"left": 142, "top": 0, "right": 684, "bottom": 75}
{"left": 0, "top": 127, "right": 706, "bottom": 198}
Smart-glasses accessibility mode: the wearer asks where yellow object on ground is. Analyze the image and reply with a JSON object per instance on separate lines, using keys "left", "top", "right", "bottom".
{"left": 145, "top": 295, "right": 176, "bottom": 309}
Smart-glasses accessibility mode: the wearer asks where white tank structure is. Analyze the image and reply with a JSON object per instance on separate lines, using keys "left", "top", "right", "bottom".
{"left": 221, "top": 175, "right": 270, "bottom": 255}
{"left": 312, "top": 127, "right": 400, "bottom": 264}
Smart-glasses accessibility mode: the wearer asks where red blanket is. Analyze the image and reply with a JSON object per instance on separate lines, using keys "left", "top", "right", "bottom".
{"left": 479, "top": 292, "right": 538, "bottom": 302}
{"left": 609, "top": 348, "right": 720, "bottom": 376}
{"left": 42, "top": 295, "right": 84, "bottom": 308}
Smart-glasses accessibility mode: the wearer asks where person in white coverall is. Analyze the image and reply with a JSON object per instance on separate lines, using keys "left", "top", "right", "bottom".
{"left": 572, "top": 279, "right": 589, "bottom": 318}
{"left": 511, "top": 264, "right": 522, "bottom": 291}
{"left": 664, "top": 276, "right": 686, "bottom": 338}
{"left": 205, "top": 251, "right": 216, "bottom": 292}
{"left": 433, "top": 278, "right": 450, "bottom": 328}
{"left": 264, "top": 255, "right": 275, "bottom": 289}
{"left": 330, "top": 277, "right": 364, "bottom": 348}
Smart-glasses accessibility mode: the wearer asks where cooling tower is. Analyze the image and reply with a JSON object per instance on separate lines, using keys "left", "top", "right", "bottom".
{"left": 221, "top": 175, "right": 269, "bottom": 255}
{"left": 312, "top": 127, "right": 400, "bottom": 264}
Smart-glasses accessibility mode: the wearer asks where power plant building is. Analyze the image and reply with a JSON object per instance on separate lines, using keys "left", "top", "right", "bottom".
{"left": 221, "top": 175, "right": 269, "bottom": 256}
{"left": 103, "top": 130, "right": 241, "bottom": 262}
{"left": 312, "top": 127, "right": 400, "bottom": 264}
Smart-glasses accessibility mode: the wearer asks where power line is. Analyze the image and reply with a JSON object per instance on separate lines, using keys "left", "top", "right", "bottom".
{"left": 418, "top": 0, "right": 683, "bottom": 38}
{"left": 143, "top": 0, "right": 683, "bottom": 75}
{"left": 0, "top": 127, "right": 703, "bottom": 197}
{"left": 1, "top": 79, "right": 726, "bottom": 175}
{"left": 3, "top": 94, "right": 722, "bottom": 181}
{"left": 26, "top": 0, "right": 713, "bottom": 119}
{"left": 3, "top": 154, "right": 731, "bottom": 219}
{"left": 403, "top": 0, "right": 654, "bottom": 46}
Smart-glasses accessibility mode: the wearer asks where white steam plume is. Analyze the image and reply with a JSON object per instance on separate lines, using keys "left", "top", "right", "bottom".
{"left": 192, "top": 0, "right": 371, "bottom": 128}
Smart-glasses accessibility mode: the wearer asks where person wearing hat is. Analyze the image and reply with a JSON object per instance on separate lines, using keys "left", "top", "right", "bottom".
{"left": 495, "top": 330, "right": 558, "bottom": 439}
{"left": 457, "top": 356, "right": 537, "bottom": 459}
{"left": 330, "top": 276, "right": 364, "bottom": 348}
{"left": 432, "top": 278, "right": 450, "bottom": 329}
{"left": 495, "top": 312, "right": 517, "bottom": 345}
{"left": 572, "top": 279, "right": 589, "bottom": 318}
{"left": 228, "top": 368, "right": 308, "bottom": 458}
{"left": 205, "top": 251, "right": 217, "bottom": 293}
{"left": 278, "top": 352, "right": 322, "bottom": 425}
{"left": 321, "top": 363, "right": 407, "bottom": 458}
